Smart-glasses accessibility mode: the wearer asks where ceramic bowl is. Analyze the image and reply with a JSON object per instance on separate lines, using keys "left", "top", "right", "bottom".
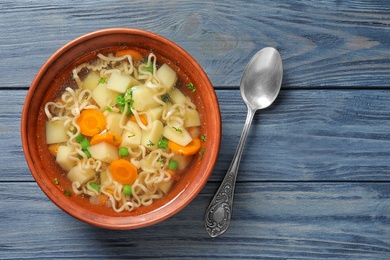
{"left": 21, "top": 28, "right": 221, "bottom": 229}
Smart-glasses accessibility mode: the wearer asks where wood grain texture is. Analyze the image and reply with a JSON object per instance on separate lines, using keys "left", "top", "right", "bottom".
{"left": 1, "top": 1, "right": 389, "bottom": 258}
{"left": 0, "top": 182, "right": 389, "bottom": 259}
{"left": 0, "top": 0, "right": 388, "bottom": 88}
{"left": 4, "top": 89, "right": 390, "bottom": 182}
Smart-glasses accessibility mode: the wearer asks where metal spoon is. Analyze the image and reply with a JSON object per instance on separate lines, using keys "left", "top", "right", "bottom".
{"left": 204, "top": 47, "right": 283, "bottom": 237}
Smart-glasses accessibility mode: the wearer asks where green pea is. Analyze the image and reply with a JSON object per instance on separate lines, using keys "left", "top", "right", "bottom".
{"left": 123, "top": 185, "right": 132, "bottom": 196}
{"left": 84, "top": 150, "right": 91, "bottom": 158}
{"left": 89, "top": 182, "right": 100, "bottom": 192}
{"left": 80, "top": 139, "right": 91, "bottom": 150}
{"left": 75, "top": 134, "right": 84, "bottom": 143}
{"left": 168, "top": 159, "right": 178, "bottom": 171}
{"left": 118, "top": 147, "right": 129, "bottom": 157}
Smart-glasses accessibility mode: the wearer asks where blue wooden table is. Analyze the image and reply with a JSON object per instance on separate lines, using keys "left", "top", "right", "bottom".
{"left": 1, "top": 1, "right": 389, "bottom": 258}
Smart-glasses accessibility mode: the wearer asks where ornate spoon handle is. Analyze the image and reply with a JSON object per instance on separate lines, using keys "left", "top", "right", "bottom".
{"left": 204, "top": 108, "right": 256, "bottom": 237}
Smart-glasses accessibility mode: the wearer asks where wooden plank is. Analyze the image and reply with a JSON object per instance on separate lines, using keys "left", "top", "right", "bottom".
{"left": 5, "top": 89, "right": 390, "bottom": 182}
{"left": 0, "top": 182, "right": 388, "bottom": 259}
{"left": 0, "top": 0, "right": 388, "bottom": 88}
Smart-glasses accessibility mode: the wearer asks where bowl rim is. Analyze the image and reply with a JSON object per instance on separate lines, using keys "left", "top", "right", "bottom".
{"left": 21, "top": 28, "right": 221, "bottom": 229}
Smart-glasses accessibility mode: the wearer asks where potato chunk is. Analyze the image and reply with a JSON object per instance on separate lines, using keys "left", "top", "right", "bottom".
{"left": 121, "top": 121, "right": 142, "bottom": 148}
{"left": 171, "top": 154, "right": 194, "bottom": 171}
{"left": 156, "top": 63, "right": 177, "bottom": 91}
{"left": 159, "top": 180, "right": 174, "bottom": 194}
{"left": 91, "top": 83, "right": 117, "bottom": 108}
{"left": 106, "top": 112, "right": 125, "bottom": 136}
{"left": 67, "top": 166, "right": 95, "bottom": 185}
{"left": 106, "top": 71, "right": 139, "bottom": 93}
{"left": 88, "top": 142, "right": 119, "bottom": 163}
{"left": 46, "top": 120, "right": 68, "bottom": 144}
{"left": 141, "top": 120, "right": 164, "bottom": 150}
{"left": 168, "top": 88, "right": 187, "bottom": 105}
{"left": 83, "top": 71, "right": 101, "bottom": 90}
{"left": 131, "top": 85, "right": 160, "bottom": 111}
{"left": 56, "top": 145, "right": 74, "bottom": 171}
{"left": 184, "top": 109, "right": 201, "bottom": 127}
{"left": 163, "top": 125, "right": 192, "bottom": 146}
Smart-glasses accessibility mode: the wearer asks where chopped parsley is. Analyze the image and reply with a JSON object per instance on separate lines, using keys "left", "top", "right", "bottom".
{"left": 172, "top": 127, "right": 183, "bottom": 133}
{"left": 158, "top": 138, "right": 169, "bottom": 150}
{"left": 54, "top": 178, "right": 59, "bottom": 185}
{"left": 147, "top": 140, "right": 155, "bottom": 147}
{"left": 201, "top": 135, "right": 207, "bottom": 142}
{"left": 99, "top": 78, "right": 106, "bottom": 84}
{"left": 187, "top": 82, "right": 196, "bottom": 92}
{"left": 157, "top": 158, "right": 164, "bottom": 164}
{"left": 116, "top": 88, "right": 134, "bottom": 115}
{"left": 64, "top": 189, "right": 71, "bottom": 197}
{"left": 199, "top": 148, "right": 206, "bottom": 160}
{"left": 141, "top": 60, "right": 154, "bottom": 74}
{"left": 161, "top": 93, "right": 170, "bottom": 103}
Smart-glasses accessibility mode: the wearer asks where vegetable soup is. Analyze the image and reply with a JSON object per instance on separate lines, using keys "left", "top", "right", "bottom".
{"left": 44, "top": 49, "right": 204, "bottom": 213}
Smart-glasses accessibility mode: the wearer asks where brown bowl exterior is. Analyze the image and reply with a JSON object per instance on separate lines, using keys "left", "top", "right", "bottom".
{"left": 21, "top": 28, "right": 221, "bottom": 229}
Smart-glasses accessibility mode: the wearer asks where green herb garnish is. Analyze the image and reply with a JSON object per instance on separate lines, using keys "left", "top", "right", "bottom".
{"left": 158, "top": 138, "right": 169, "bottom": 150}
{"left": 172, "top": 127, "right": 183, "bottom": 133}
{"left": 141, "top": 61, "right": 154, "bottom": 74}
{"left": 116, "top": 88, "right": 134, "bottom": 116}
{"left": 64, "top": 189, "right": 71, "bottom": 197}
{"left": 199, "top": 148, "right": 206, "bottom": 161}
{"left": 187, "top": 82, "right": 196, "bottom": 92}
{"left": 161, "top": 93, "right": 170, "bottom": 103}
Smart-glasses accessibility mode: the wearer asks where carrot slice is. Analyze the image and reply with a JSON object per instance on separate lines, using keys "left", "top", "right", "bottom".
{"left": 98, "top": 194, "right": 109, "bottom": 206}
{"left": 168, "top": 138, "right": 202, "bottom": 156}
{"left": 166, "top": 169, "right": 181, "bottom": 181}
{"left": 90, "top": 132, "right": 122, "bottom": 147}
{"left": 130, "top": 114, "right": 148, "bottom": 126}
{"left": 48, "top": 143, "right": 60, "bottom": 156}
{"left": 77, "top": 109, "right": 107, "bottom": 137}
{"left": 166, "top": 169, "right": 175, "bottom": 178}
{"left": 116, "top": 49, "right": 143, "bottom": 61}
{"left": 110, "top": 159, "right": 138, "bottom": 185}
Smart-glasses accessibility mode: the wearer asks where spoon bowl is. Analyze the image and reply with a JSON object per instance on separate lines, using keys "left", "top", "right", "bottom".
{"left": 205, "top": 47, "right": 283, "bottom": 237}
{"left": 241, "top": 47, "right": 283, "bottom": 110}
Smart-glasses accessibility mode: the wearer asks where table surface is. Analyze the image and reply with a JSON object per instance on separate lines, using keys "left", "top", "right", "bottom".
{"left": 1, "top": 0, "right": 389, "bottom": 259}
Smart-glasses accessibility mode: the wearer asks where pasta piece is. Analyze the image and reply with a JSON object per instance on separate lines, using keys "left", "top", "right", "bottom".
{"left": 83, "top": 71, "right": 101, "bottom": 90}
